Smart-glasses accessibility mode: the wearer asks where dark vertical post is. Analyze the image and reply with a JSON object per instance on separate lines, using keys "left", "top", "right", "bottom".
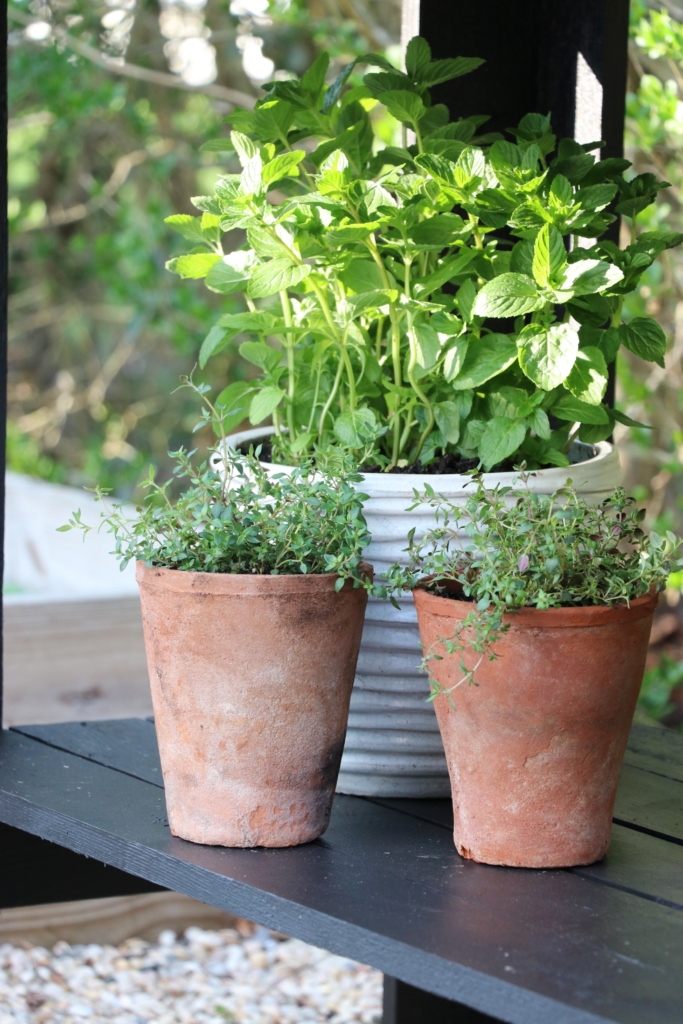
{"left": 418, "top": 0, "right": 629, "bottom": 152}
{"left": 383, "top": 977, "right": 502, "bottom": 1024}
{"left": 0, "top": 1, "right": 8, "bottom": 727}
{"left": 382, "top": 3, "right": 632, "bottom": 1019}
{"left": 417, "top": 0, "right": 630, "bottom": 424}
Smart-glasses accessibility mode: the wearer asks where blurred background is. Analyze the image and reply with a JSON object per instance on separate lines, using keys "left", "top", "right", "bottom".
{"left": 5, "top": 0, "right": 683, "bottom": 730}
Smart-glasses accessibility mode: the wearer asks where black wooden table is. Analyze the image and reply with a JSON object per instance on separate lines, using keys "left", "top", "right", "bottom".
{"left": 0, "top": 719, "right": 682, "bottom": 1024}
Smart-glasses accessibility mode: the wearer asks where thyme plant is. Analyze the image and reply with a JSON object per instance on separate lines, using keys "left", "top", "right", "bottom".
{"left": 167, "top": 36, "right": 682, "bottom": 471}
{"left": 60, "top": 446, "right": 378, "bottom": 588}
{"left": 386, "top": 481, "right": 682, "bottom": 703}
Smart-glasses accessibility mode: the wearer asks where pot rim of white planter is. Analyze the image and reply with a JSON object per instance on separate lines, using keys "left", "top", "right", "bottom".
{"left": 218, "top": 424, "right": 617, "bottom": 491}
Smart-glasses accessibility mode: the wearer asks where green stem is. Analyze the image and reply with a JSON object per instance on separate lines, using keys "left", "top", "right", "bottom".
{"left": 399, "top": 401, "right": 416, "bottom": 453}
{"left": 468, "top": 214, "right": 484, "bottom": 250}
{"left": 407, "top": 324, "right": 434, "bottom": 462}
{"left": 318, "top": 351, "right": 345, "bottom": 440}
{"left": 563, "top": 423, "right": 581, "bottom": 454}
{"left": 280, "top": 289, "right": 297, "bottom": 441}
{"left": 611, "top": 296, "right": 625, "bottom": 329}
{"left": 307, "top": 362, "right": 322, "bottom": 434}
{"left": 375, "top": 316, "right": 384, "bottom": 360}
{"left": 341, "top": 344, "right": 356, "bottom": 411}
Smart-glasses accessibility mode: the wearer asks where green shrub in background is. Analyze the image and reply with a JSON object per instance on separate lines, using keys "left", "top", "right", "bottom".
{"left": 7, "top": 0, "right": 398, "bottom": 495}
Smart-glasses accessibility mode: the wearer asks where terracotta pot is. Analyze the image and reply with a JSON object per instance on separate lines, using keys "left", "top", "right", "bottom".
{"left": 136, "top": 562, "right": 370, "bottom": 848}
{"left": 412, "top": 587, "right": 657, "bottom": 868}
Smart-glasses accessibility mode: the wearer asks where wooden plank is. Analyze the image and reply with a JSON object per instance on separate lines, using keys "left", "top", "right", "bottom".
{"left": 624, "top": 725, "right": 683, "bottom": 784}
{"left": 3, "top": 598, "right": 151, "bottom": 728}
{"left": 1, "top": 729, "right": 683, "bottom": 1024}
{"left": 614, "top": 765, "right": 683, "bottom": 843}
{"left": 575, "top": 825, "right": 683, "bottom": 911}
{"left": 22, "top": 721, "right": 683, "bottom": 909}
{"left": 367, "top": 806, "right": 683, "bottom": 912}
{"left": 14, "top": 719, "right": 162, "bottom": 787}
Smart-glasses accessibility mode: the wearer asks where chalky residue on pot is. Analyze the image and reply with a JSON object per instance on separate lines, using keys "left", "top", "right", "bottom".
{"left": 413, "top": 588, "right": 657, "bottom": 868}
{"left": 136, "top": 564, "right": 369, "bottom": 847}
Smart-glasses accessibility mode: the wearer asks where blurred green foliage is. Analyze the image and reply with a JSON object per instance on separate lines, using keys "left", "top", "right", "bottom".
{"left": 621, "top": 1, "right": 683, "bottom": 541}
{"left": 7, "top": 0, "right": 400, "bottom": 496}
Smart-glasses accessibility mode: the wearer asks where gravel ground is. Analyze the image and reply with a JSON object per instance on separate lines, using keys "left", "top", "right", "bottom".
{"left": 0, "top": 925, "right": 382, "bottom": 1024}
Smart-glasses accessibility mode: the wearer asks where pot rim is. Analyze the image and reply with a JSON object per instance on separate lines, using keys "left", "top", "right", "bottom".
{"left": 224, "top": 426, "right": 615, "bottom": 487}
{"left": 412, "top": 585, "right": 658, "bottom": 628}
{"left": 136, "top": 560, "right": 373, "bottom": 595}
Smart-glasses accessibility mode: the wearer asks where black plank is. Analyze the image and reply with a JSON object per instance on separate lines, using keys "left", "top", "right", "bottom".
{"left": 370, "top": 764, "right": 683, "bottom": 851}
{"left": 575, "top": 825, "right": 683, "bottom": 912}
{"left": 383, "top": 976, "right": 499, "bottom": 1024}
{"left": 0, "top": 821, "right": 163, "bottom": 909}
{"left": 369, "top": 798, "right": 683, "bottom": 911}
{"left": 1, "top": 730, "right": 683, "bottom": 1024}
{"left": 624, "top": 725, "right": 683, "bottom": 784}
{"left": 23, "top": 720, "right": 683, "bottom": 910}
{"left": 613, "top": 765, "right": 683, "bottom": 844}
{"left": 14, "top": 719, "right": 162, "bottom": 787}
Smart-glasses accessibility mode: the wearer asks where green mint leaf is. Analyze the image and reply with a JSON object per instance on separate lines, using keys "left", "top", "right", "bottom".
{"left": 405, "top": 36, "right": 432, "bottom": 79}
{"left": 565, "top": 345, "right": 608, "bottom": 405}
{"left": 333, "top": 408, "right": 378, "bottom": 447}
{"left": 199, "top": 325, "right": 229, "bottom": 368}
{"left": 472, "top": 273, "right": 544, "bottom": 318}
{"left": 165, "top": 252, "right": 221, "bottom": 279}
{"left": 434, "top": 401, "right": 461, "bottom": 443}
{"left": 419, "top": 57, "right": 485, "bottom": 87}
{"left": 479, "top": 417, "right": 526, "bottom": 471}
{"left": 380, "top": 90, "right": 426, "bottom": 126}
{"left": 552, "top": 394, "right": 610, "bottom": 424}
{"left": 532, "top": 224, "right": 567, "bottom": 287}
{"left": 205, "top": 251, "right": 259, "bottom": 294}
{"left": 618, "top": 317, "right": 667, "bottom": 368}
{"left": 517, "top": 323, "right": 579, "bottom": 390}
{"left": 451, "top": 334, "right": 518, "bottom": 390}
{"left": 300, "top": 51, "right": 330, "bottom": 100}
{"left": 230, "top": 130, "right": 258, "bottom": 167}
{"left": 559, "top": 259, "right": 623, "bottom": 296}
{"left": 261, "top": 150, "right": 305, "bottom": 188}
{"left": 249, "top": 386, "right": 286, "bottom": 425}
{"left": 247, "top": 258, "right": 311, "bottom": 298}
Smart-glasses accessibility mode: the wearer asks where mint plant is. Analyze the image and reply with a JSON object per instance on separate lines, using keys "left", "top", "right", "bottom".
{"left": 166, "top": 36, "right": 682, "bottom": 472}
{"left": 387, "top": 480, "right": 681, "bottom": 704}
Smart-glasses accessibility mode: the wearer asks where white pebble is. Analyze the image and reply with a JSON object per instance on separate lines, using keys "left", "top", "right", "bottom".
{"left": 0, "top": 925, "right": 382, "bottom": 1022}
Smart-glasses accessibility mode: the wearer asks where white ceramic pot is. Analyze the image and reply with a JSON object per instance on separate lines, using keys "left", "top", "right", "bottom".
{"left": 223, "top": 428, "right": 623, "bottom": 797}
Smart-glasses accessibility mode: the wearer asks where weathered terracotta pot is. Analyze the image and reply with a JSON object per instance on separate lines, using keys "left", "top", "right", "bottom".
{"left": 136, "top": 562, "right": 370, "bottom": 848}
{"left": 413, "top": 587, "right": 657, "bottom": 868}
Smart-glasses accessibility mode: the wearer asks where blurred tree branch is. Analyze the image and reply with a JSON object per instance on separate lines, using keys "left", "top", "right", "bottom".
{"left": 8, "top": 5, "right": 256, "bottom": 109}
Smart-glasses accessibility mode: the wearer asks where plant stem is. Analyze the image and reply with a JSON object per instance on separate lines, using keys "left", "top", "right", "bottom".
{"left": 341, "top": 343, "right": 357, "bottom": 411}
{"left": 375, "top": 315, "right": 384, "bottom": 360}
{"left": 318, "top": 351, "right": 345, "bottom": 441}
{"left": 279, "top": 289, "right": 297, "bottom": 441}
{"left": 407, "top": 324, "right": 434, "bottom": 462}
{"left": 611, "top": 296, "right": 625, "bottom": 329}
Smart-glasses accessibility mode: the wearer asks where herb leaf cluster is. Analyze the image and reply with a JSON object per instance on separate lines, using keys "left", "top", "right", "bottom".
{"left": 386, "top": 481, "right": 681, "bottom": 703}
{"left": 60, "top": 447, "right": 377, "bottom": 589}
{"left": 167, "top": 35, "right": 682, "bottom": 471}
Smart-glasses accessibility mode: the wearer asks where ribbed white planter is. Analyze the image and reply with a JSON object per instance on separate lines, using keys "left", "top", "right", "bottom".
{"left": 223, "top": 428, "right": 623, "bottom": 797}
